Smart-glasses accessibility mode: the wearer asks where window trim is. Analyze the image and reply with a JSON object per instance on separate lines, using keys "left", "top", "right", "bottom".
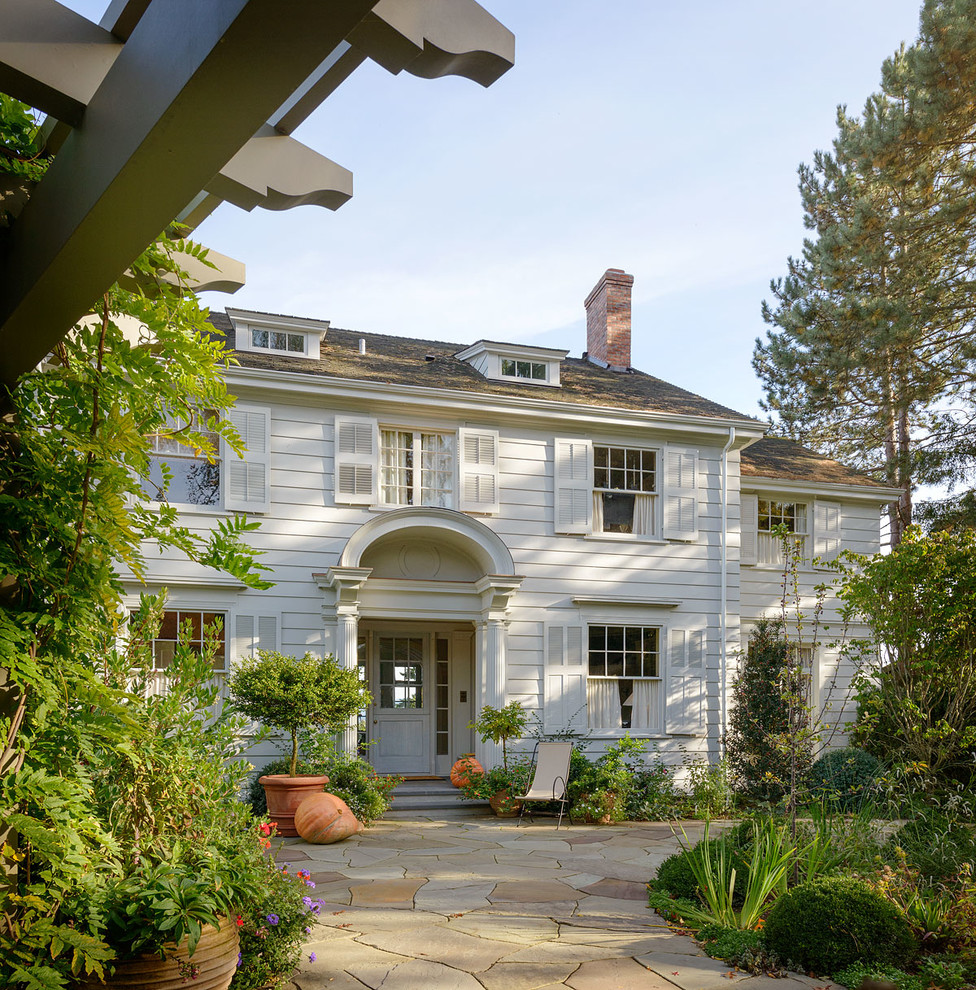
{"left": 592, "top": 443, "right": 661, "bottom": 538}
{"left": 236, "top": 322, "right": 322, "bottom": 358}
{"left": 586, "top": 622, "right": 665, "bottom": 733}
{"left": 379, "top": 427, "right": 457, "bottom": 510}
{"left": 146, "top": 408, "right": 222, "bottom": 510}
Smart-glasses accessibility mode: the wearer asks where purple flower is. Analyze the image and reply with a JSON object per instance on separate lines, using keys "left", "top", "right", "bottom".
{"left": 305, "top": 880, "right": 316, "bottom": 889}
{"left": 304, "top": 926, "right": 312, "bottom": 935}
{"left": 308, "top": 952, "right": 317, "bottom": 963}
{"left": 303, "top": 896, "right": 313, "bottom": 909}
{"left": 236, "top": 952, "right": 242, "bottom": 968}
{"left": 266, "top": 913, "right": 279, "bottom": 926}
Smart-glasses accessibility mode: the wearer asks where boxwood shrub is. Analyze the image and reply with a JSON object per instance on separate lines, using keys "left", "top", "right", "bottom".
{"left": 807, "top": 747, "right": 881, "bottom": 810}
{"left": 762, "top": 876, "right": 917, "bottom": 974}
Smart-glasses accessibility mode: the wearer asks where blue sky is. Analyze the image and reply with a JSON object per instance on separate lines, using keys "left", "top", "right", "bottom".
{"left": 62, "top": 1, "right": 924, "bottom": 418}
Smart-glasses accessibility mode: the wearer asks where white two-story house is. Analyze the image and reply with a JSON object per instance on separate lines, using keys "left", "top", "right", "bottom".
{"left": 130, "top": 269, "right": 898, "bottom": 774}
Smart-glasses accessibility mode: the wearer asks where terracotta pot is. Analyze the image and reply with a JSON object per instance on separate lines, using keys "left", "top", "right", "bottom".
{"left": 294, "top": 791, "right": 363, "bottom": 844}
{"left": 77, "top": 917, "right": 239, "bottom": 990}
{"left": 259, "top": 774, "right": 330, "bottom": 837}
{"left": 489, "top": 789, "right": 522, "bottom": 817}
{"left": 450, "top": 754, "right": 483, "bottom": 789}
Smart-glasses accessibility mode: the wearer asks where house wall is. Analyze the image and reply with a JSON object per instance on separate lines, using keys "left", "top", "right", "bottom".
{"left": 738, "top": 496, "right": 884, "bottom": 750}
{"left": 130, "top": 377, "right": 882, "bottom": 773}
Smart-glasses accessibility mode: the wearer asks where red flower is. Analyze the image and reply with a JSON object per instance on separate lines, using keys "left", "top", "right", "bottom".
{"left": 258, "top": 822, "right": 273, "bottom": 836}
{"left": 236, "top": 916, "right": 244, "bottom": 927}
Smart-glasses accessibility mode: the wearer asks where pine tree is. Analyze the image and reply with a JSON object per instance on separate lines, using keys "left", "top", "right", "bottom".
{"left": 756, "top": 0, "right": 976, "bottom": 546}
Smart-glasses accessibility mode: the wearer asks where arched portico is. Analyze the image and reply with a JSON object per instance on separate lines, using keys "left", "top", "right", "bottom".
{"left": 315, "top": 508, "right": 522, "bottom": 773}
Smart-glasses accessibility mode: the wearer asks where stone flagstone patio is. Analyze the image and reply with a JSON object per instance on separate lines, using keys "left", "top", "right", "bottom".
{"left": 276, "top": 817, "right": 837, "bottom": 990}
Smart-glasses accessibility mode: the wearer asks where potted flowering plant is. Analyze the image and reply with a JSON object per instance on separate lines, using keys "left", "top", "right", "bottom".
{"left": 229, "top": 651, "right": 370, "bottom": 835}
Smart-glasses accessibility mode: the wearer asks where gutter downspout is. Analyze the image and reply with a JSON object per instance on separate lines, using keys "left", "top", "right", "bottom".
{"left": 719, "top": 426, "right": 736, "bottom": 759}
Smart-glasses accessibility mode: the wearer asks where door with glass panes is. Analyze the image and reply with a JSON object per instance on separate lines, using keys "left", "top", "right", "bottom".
{"left": 364, "top": 629, "right": 471, "bottom": 776}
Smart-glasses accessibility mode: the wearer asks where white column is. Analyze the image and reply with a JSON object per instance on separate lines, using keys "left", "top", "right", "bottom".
{"left": 473, "top": 616, "right": 505, "bottom": 768}
{"left": 336, "top": 608, "right": 359, "bottom": 757}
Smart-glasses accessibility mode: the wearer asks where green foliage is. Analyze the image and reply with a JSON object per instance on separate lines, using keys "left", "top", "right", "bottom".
{"left": 0, "top": 95, "right": 46, "bottom": 182}
{"left": 761, "top": 876, "right": 918, "bottom": 974}
{"left": 685, "top": 758, "right": 735, "bottom": 818}
{"left": 469, "top": 701, "right": 528, "bottom": 770}
{"left": 833, "top": 961, "right": 923, "bottom": 990}
{"left": 886, "top": 808, "right": 976, "bottom": 884}
{"left": 807, "top": 747, "right": 882, "bottom": 811}
{"left": 727, "top": 619, "right": 804, "bottom": 802}
{"left": 0, "top": 224, "right": 272, "bottom": 987}
{"left": 695, "top": 924, "right": 777, "bottom": 974}
{"left": 839, "top": 528, "right": 976, "bottom": 785}
{"left": 229, "top": 651, "right": 370, "bottom": 778}
{"left": 627, "top": 761, "right": 678, "bottom": 821}
{"left": 234, "top": 862, "right": 323, "bottom": 990}
{"left": 675, "top": 820, "right": 795, "bottom": 930}
{"left": 652, "top": 838, "right": 750, "bottom": 905}
{"left": 755, "top": 1, "right": 976, "bottom": 545}
{"left": 457, "top": 759, "right": 532, "bottom": 803}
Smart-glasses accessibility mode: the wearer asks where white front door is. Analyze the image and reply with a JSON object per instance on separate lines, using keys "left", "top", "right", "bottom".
{"left": 370, "top": 633, "right": 431, "bottom": 775}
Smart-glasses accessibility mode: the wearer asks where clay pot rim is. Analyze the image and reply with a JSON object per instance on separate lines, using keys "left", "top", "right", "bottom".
{"left": 258, "top": 773, "right": 330, "bottom": 785}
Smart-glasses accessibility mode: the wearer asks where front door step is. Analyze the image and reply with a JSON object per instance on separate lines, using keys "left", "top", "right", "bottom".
{"left": 383, "top": 777, "right": 490, "bottom": 818}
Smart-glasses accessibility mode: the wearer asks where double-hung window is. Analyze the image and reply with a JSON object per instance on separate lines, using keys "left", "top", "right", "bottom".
{"left": 380, "top": 429, "right": 456, "bottom": 509}
{"left": 146, "top": 410, "right": 221, "bottom": 507}
{"left": 758, "top": 499, "right": 808, "bottom": 565}
{"left": 593, "top": 445, "right": 657, "bottom": 536}
{"left": 151, "top": 609, "right": 227, "bottom": 673}
{"left": 587, "top": 625, "right": 662, "bottom": 731}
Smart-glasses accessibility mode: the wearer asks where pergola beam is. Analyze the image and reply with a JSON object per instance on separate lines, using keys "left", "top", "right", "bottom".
{"left": 0, "top": 0, "right": 379, "bottom": 387}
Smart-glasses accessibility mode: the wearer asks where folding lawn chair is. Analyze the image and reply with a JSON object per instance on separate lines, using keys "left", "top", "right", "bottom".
{"left": 514, "top": 741, "right": 574, "bottom": 829}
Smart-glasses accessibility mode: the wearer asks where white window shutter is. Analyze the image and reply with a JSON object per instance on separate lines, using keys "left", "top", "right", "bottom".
{"left": 666, "top": 625, "right": 706, "bottom": 735}
{"left": 544, "top": 625, "right": 587, "bottom": 733}
{"left": 813, "top": 500, "right": 842, "bottom": 563}
{"left": 225, "top": 405, "right": 271, "bottom": 513}
{"left": 663, "top": 446, "right": 699, "bottom": 541}
{"left": 740, "top": 492, "right": 758, "bottom": 566}
{"left": 459, "top": 428, "right": 500, "bottom": 514}
{"left": 334, "top": 416, "right": 378, "bottom": 505}
{"left": 554, "top": 438, "right": 593, "bottom": 535}
{"left": 232, "top": 613, "right": 279, "bottom": 662}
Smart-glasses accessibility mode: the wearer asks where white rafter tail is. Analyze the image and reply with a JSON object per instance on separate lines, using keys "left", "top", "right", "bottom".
{"left": 206, "top": 126, "right": 354, "bottom": 214}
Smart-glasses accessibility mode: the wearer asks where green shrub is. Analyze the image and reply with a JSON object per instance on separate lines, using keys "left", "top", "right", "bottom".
{"left": 887, "top": 808, "right": 976, "bottom": 883}
{"left": 833, "top": 962, "right": 922, "bottom": 990}
{"left": 697, "top": 924, "right": 777, "bottom": 973}
{"left": 627, "top": 763, "right": 679, "bottom": 820}
{"left": 654, "top": 848, "right": 704, "bottom": 901}
{"left": 808, "top": 747, "right": 882, "bottom": 810}
{"left": 762, "top": 876, "right": 917, "bottom": 974}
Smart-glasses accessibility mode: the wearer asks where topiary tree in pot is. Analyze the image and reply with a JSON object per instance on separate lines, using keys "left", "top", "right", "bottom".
{"left": 229, "top": 651, "right": 371, "bottom": 834}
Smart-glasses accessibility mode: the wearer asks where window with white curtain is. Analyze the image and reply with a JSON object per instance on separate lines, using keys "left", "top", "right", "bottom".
{"left": 758, "top": 499, "right": 808, "bottom": 565}
{"left": 380, "top": 429, "right": 455, "bottom": 508}
{"left": 587, "top": 625, "right": 662, "bottom": 730}
{"left": 592, "top": 445, "right": 657, "bottom": 536}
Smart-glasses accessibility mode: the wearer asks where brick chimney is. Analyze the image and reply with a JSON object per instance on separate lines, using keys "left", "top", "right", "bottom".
{"left": 584, "top": 268, "right": 634, "bottom": 370}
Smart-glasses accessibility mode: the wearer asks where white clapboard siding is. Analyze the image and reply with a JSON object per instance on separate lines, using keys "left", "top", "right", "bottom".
{"left": 666, "top": 626, "right": 706, "bottom": 735}
{"left": 334, "top": 416, "right": 378, "bottom": 505}
{"left": 740, "top": 492, "right": 758, "bottom": 565}
{"left": 554, "top": 438, "right": 593, "bottom": 534}
{"left": 225, "top": 405, "right": 271, "bottom": 513}
{"left": 458, "top": 428, "right": 500, "bottom": 513}
{"left": 544, "top": 625, "right": 587, "bottom": 732}
{"left": 813, "top": 500, "right": 842, "bottom": 563}
{"left": 663, "top": 446, "right": 699, "bottom": 541}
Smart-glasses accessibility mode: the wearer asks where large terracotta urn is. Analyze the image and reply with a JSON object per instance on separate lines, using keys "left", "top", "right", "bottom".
{"left": 450, "top": 754, "right": 483, "bottom": 789}
{"left": 77, "top": 917, "right": 239, "bottom": 990}
{"left": 294, "top": 792, "right": 363, "bottom": 844}
{"left": 258, "top": 774, "right": 330, "bottom": 837}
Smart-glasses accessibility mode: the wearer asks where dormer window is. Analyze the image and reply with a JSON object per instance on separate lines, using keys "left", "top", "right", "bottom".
{"left": 501, "top": 359, "right": 546, "bottom": 381}
{"left": 455, "top": 341, "right": 568, "bottom": 387}
{"left": 251, "top": 328, "right": 306, "bottom": 354}
{"left": 226, "top": 308, "right": 329, "bottom": 360}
